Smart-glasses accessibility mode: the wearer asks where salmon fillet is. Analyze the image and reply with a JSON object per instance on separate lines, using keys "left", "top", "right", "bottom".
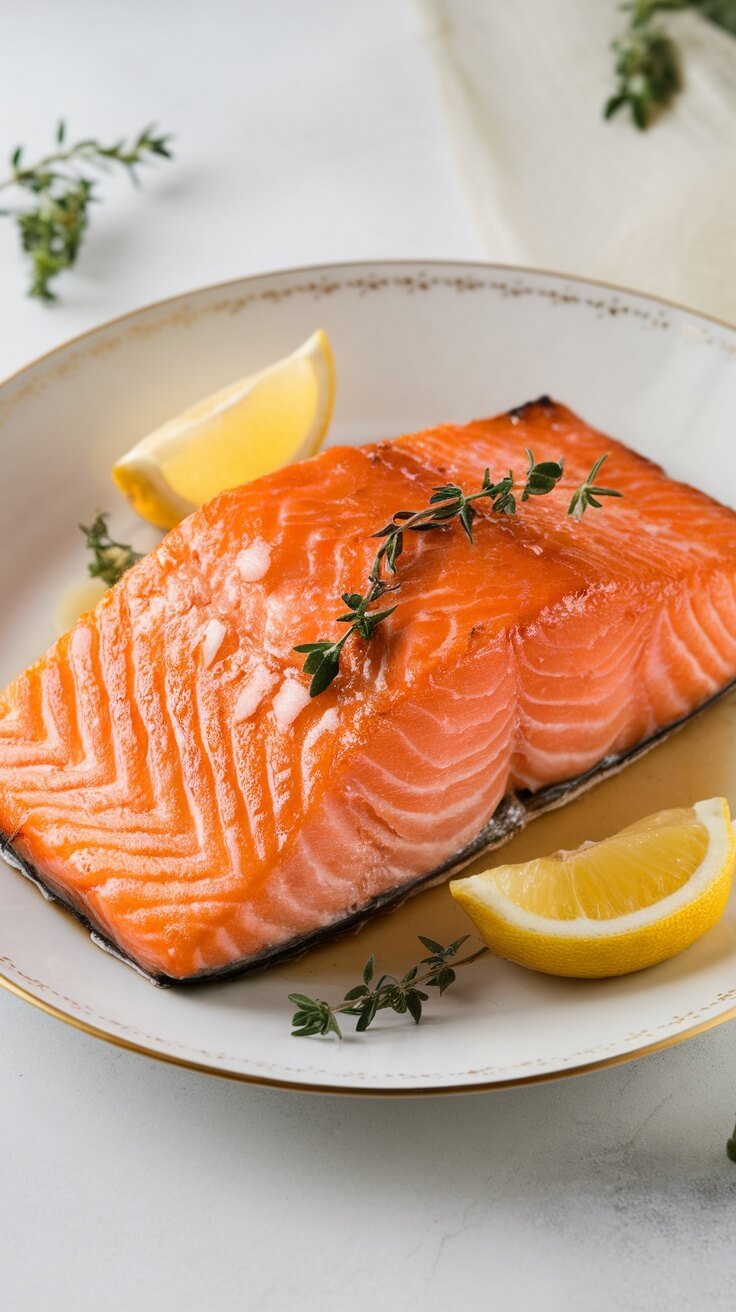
{"left": 2, "top": 398, "right": 736, "bottom": 983}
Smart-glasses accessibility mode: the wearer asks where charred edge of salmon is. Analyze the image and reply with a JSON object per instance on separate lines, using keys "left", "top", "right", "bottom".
{"left": 507, "top": 395, "right": 553, "bottom": 420}
{"left": 1, "top": 680, "right": 735, "bottom": 987}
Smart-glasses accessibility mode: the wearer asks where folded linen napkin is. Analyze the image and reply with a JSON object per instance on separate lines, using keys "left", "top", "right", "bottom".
{"left": 419, "top": 0, "right": 736, "bottom": 322}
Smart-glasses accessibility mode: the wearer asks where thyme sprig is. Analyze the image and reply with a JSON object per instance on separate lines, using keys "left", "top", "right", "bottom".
{"left": 568, "top": 454, "right": 623, "bottom": 518}
{"left": 0, "top": 121, "right": 173, "bottom": 301}
{"left": 289, "top": 935, "right": 489, "bottom": 1038}
{"left": 603, "top": 1, "right": 736, "bottom": 130}
{"left": 605, "top": 2, "right": 682, "bottom": 129}
{"left": 296, "top": 450, "right": 619, "bottom": 698}
{"left": 80, "top": 513, "right": 142, "bottom": 586}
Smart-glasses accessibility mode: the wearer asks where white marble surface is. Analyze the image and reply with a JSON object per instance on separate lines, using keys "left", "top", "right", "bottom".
{"left": 0, "top": 3, "right": 735, "bottom": 1309}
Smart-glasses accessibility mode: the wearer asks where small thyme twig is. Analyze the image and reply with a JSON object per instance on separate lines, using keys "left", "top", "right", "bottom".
{"left": 80, "top": 513, "right": 142, "bottom": 586}
{"left": 0, "top": 121, "right": 173, "bottom": 301}
{"left": 296, "top": 450, "right": 620, "bottom": 698}
{"left": 567, "top": 453, "right": 623, "bottom": 518}
{"left": 289, "top": 935, "right": 489, "bottom": 1038}
{"left": 603, "top": 1, "right": 736, "bottom": 130}
{"left": 604, "top": 2, "right": 683, "bottom": 129}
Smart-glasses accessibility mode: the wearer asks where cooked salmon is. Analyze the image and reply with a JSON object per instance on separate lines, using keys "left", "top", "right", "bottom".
{"left": 2, "top": 398, "right": 736, "bottom": 982}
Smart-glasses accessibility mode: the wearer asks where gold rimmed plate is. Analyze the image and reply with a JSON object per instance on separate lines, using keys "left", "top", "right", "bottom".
{"left": 2, "top": 260, "right": 736, "bottom": 1092}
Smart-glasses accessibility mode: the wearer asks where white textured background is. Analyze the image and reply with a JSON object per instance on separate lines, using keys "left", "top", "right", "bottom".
{"left": 1, "top": 3, "right": 735, "bottom": 1309}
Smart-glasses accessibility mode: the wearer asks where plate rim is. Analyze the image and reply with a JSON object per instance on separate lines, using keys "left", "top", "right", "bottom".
{"left": 1, "top": 256, "right": 734, "bottom": 400}
{"left": 2, "top": 967, "right": 735, "bottom": 1094}
{"left": 2, "top": 256, "right": 736, "bottom": 1094}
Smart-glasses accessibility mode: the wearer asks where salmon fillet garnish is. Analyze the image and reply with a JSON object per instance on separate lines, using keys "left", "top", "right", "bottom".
{"left": 2, "top": 398, "right": 736, "bottom": 981}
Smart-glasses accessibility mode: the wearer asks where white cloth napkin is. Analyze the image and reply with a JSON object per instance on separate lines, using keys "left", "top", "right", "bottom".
{"left": 419, "top": 0, "right": 736, "bottom": 323}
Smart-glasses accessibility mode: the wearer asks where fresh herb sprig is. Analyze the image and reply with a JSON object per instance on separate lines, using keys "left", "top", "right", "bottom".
{"left": 0, "top": 121, "right": 173, "bottom": 301}
{"left": 80, "top": 513, "right": 142, "bottom": 586}
{"left": 289, "top": 935, "right": 489, "bottom": 1038}
{"left": 568, "top": 454, "right": 622, "bottom": 518}
{"left": 605, "top": 2, "right": 682, "bottom": 129}
{"left": 296, "top": 450, "right": 619, "bottom": 698}
{"left": 604, "top": 1, "right": 736, "bottom": 129}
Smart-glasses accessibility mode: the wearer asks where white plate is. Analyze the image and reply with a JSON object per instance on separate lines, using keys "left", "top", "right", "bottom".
{"left": 2, "top": 260, "right": 736, "bottom": 1093}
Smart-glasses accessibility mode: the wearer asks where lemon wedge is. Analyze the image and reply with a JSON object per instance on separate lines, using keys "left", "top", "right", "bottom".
{"left": 112, "top": 328, "right": 336, "bottom": 529}
{"left": 451, "top": 798, "right": 735, "bottom": 978}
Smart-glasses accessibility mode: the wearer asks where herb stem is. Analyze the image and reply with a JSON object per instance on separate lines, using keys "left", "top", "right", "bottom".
{"left": 0, "top": 146, "right": 105, "bottom": 192}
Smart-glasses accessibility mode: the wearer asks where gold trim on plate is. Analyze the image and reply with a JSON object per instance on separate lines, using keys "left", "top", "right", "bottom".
{"left": 1, "top": 969, "right": 735, "bottom": 1094}
{"left": 1, "top": 256, "right": 735, "bottom": 398}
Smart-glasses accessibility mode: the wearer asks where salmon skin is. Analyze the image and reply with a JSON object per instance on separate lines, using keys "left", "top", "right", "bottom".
{"left": 3, "top": 397, "right": 736, "bottom": 985}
